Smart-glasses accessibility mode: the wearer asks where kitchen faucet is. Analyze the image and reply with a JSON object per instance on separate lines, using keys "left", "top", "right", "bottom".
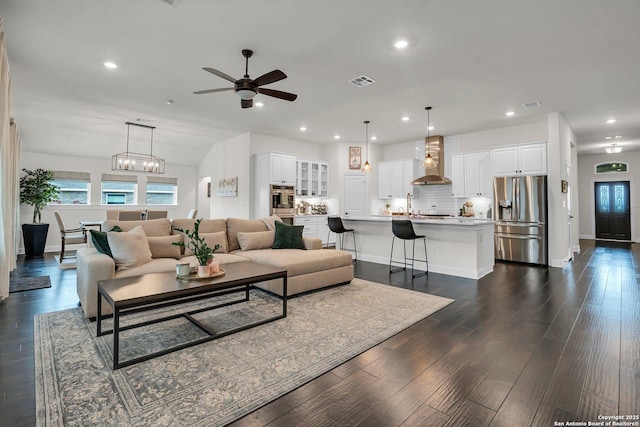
{"left": 406, "top": 193, "right": 412, "bottom": 216}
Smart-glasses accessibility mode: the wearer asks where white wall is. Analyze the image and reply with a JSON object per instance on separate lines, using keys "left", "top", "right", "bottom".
{"left": 20, "top": 150, "right": 197, "bottom": 254}
{"left": 198, "top": 133, "right": 251, "bottom": 219}
{"left": 578, "top": 151, "right": 639, "bottom": 241}
{"left": 457, "top": 121, "right": 548, "bottom": 152}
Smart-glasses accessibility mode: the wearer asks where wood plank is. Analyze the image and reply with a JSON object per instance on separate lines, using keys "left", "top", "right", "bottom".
{"left": 444, "top": 400, "right": 495, "bottom": 427}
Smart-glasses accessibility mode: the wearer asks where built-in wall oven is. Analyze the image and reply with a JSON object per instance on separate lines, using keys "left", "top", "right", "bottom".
{"left": 270, "top": 185, "right": 295, "bottom": 225}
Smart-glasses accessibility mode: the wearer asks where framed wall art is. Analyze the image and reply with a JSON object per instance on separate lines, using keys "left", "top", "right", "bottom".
{"left": 349, "top": 146, "right": 361, "bottom": 169}
{"left": 218, "top": 177, "right": 238, "bottom": 197}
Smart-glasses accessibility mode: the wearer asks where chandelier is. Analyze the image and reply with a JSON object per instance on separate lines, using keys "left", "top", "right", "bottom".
{"left": 112, "top": 122, "right": 165, "bottom": 174}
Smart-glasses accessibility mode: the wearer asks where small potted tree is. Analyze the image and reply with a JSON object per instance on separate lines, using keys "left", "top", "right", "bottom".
{"left": 20, "top": 168, "right": 59, "bottom": 257}
{"left": 172, "top": 219, "right": 221, "bottom": 277}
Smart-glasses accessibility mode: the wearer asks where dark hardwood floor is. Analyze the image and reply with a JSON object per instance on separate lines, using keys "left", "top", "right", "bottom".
{"left": 1, "top": 240, "right": 638, "bottom": 426}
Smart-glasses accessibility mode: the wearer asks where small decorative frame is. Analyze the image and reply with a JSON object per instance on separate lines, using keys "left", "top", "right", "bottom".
{"left": 349, "top": 146, "right": 361, "bottom": 170}
{"left": 217, "top": 177, "right": 238, "bottom": 197}
{"left": 561, "top": 180, "right": 568, "bottom": 193}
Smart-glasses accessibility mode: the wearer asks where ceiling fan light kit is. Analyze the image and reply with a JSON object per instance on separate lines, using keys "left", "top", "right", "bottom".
{"left": 605, "top": 143, "right": 622, "bottom": 154}
{"left": 194, "top": 49, "right": 297, "bottom": 109}
{"left": 112, "top": 122, "right": 165, "bottom": 174}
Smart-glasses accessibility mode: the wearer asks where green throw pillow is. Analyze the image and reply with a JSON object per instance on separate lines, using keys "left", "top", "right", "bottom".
{"left": 272, "top": 221, "right": 306, "bottom": 250}
{"left": 89, "top": 226, "right": 122, "bottom": 258}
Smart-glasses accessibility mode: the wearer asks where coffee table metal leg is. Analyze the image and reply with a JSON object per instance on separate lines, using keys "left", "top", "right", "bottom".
{"left": 96, "top": 292, "right": 102, "bottom": 336}
{"left": 113, "top": 308, "right": 120, "bottom": 370}
{"left": 283, "top": 275, "right": 287, "bottom": 317}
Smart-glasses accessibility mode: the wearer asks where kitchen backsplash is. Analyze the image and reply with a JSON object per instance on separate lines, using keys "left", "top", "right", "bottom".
{"left": 370, "top": 185, "right": 457, "bottom": 215}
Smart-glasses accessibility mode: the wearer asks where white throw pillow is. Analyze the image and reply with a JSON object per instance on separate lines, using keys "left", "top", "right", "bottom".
{"left": 107, "top": 225, "right": 153, "bottom": 270}
{"left": 237, "top": 231, "right": 275, "bottom": 251}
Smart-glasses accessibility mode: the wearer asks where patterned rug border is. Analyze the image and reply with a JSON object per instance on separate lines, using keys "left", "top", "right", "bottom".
{"left": 34, "top": 279, "right": 454, "bottom": 426}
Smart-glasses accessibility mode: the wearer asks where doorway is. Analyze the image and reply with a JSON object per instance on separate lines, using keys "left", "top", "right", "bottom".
{"left": 594, "top": 181, "right": 631, "bottom": 241}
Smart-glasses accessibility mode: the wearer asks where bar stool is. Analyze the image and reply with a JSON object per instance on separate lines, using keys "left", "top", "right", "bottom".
{"left": 389, "top": 219, "right": 428, "bottom": 278}
{"left": 327, "top": 216, "right": 357, "bottom": 261}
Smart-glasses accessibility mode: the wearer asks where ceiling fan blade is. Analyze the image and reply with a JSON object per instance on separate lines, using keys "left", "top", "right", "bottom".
{"left": 203, "top": 67, "right": 237, "bottom": 83}
{"left": 193, "top": 87, "right": 234, "bottom": 95}
{"left": 258, "top": 88, "right": 297, "bottom": 102}
{"left": 253, "top": 69, "right": 287, "bottom": 87}
{"left": 241, "top": 99, "right": 253, "bottom": 109}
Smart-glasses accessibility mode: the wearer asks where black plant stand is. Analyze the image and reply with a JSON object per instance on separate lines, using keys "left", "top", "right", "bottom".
{"left": 22, "top": 223, "right": 49, "bottom": 258}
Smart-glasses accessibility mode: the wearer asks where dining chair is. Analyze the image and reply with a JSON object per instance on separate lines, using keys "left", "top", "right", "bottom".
{"left": 146, "top": 210, "right": 168, "bottom": 220}
{"left": 53, "top": 210, "right": 87, "bottom": 262}
{"left": 118, "top": 211, "right": 144, "bottom": 221}
{"left": 187, "top": 209, "right": 198, "bottom": 219}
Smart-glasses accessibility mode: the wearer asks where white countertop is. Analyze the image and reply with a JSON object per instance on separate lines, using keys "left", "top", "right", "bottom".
{"left": 342, "top": 215, "right": 494, "bottom": 226}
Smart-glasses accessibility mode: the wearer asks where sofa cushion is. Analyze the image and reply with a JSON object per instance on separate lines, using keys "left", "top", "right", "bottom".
{"left": 237, "top": 249, "right": 353, "bottom": 277}
{"left": 112, "top": 253, "right": 250, "bottom": 279}
{"left": 147, "top": 235, "right": 182, "bottom": 259}
{"left": 172, "top": 218, "right": 227, "bottom": 234}
{"left": 272, "top": 221, "right": 306, "bottom": 250}
{"left": 237, "top": 230, "right": 275, "bottom": 251}
{"left": 107, "top": 226, "right": 153, "bottom": 270}
{"left": 103, "top": 218, "right": 171, "bottom": 237}
{"left": 184, "top": 231, "right": 228, "bottom": 255}
{"left": 226, "top": 218, "right": 269, "bottom": 252}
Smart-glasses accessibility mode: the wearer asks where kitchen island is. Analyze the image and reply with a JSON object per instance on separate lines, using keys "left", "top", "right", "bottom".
{"left": 342, "top": 216, "right": 494, "bottom": 279}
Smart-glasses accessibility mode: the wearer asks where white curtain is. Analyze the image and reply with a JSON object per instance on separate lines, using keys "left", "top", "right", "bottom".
{"left": 0, "top": 21, "right": 21, "bottom": 301}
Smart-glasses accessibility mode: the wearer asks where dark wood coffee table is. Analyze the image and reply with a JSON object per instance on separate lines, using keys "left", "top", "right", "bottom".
{"left": 96, "top": 261, "right": 287, "bottom": 370}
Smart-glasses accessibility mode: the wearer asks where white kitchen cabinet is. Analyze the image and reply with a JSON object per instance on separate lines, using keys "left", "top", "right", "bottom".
{"left": 378, "top": 160, "right": 419, "bottom": 199}
{"left": 269, "top": 153, "right": 297, "bottom": 185}
{"left": 491, "top": 142, "right": 547, "bottom": 176}
{"left": 294, "top": 215, "right": 333, "bottom": 245}
{"left": 451, "top": 155, "right": 465, "bottom": 197}
{"left": 465, "top": 152, "right": 492, "bottom": 196}
{"left": 296, "top": 160, "right": 328, "bottom": 197}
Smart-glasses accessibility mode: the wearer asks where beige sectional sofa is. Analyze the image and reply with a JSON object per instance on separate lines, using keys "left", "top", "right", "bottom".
{"left": 76, "top": 217, "right": 354, "bottom": 319}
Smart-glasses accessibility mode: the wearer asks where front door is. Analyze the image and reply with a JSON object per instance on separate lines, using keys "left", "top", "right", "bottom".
{"left": 595, "top": 181, "right": 631, "bottom": 240}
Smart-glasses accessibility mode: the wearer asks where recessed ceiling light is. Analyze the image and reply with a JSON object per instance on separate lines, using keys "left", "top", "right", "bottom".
{"left": 104, "top": 61, "right": 118, "bottom": 69}
{"left": 427, "top": 125, "right": 434, "bottom": 131}
{"left": 607, "top": 118, "right": 616, "bottom": 124}
{"left": 506, "top": 111, "right": 515, "bottom": 116}
{"left": 255, "top": 101, "right": 264, "bottom": 107}
{"left": 371, "top": 136, "right": 377, "bottom": 141}
{"left": 299, "top": 126, "right": 307, "bottom": 132}
{"left": 334, "top": 135, "right": 340, "bottom": 140}
{"left": 166, "top": 99, "right": 173, "bottom": 105}
{"left": 401, "top": 116, "right": 410, "bottom": 122}
{"left": 394, "top": 40, "right": 408, "bottom": 49}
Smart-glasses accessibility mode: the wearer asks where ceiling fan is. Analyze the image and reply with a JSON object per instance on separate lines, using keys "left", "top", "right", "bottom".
{"left": 194, "top": 49, "right": 298, "bottom": 109}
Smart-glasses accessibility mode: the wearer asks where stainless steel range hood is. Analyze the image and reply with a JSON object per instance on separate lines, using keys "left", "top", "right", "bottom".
{"left": 411, "top": 135, "right": 452, "bottom": 185}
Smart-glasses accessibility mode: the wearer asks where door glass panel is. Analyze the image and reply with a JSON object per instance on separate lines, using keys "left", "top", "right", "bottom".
{"left": 614, "top": 184, "right": 625, "bottom": 212}
{"left": 599, "top": 186, "right": 609, "bottom": 212}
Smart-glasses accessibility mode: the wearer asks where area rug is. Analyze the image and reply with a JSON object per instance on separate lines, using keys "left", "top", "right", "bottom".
{"left": 9, "top": 275, "right": 51, "bottom": 293}
{"left": 34, "top": 279, "right": 453, "bottom": 426}
{"left": 54, "top": 255, "right": 77, "bottom": 270}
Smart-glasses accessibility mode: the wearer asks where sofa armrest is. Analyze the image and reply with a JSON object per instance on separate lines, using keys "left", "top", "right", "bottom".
{"left": 303, "top": 237, "right": 323, "bottom": 250}
{"left": 76, "top": 247, "right": 116, "bottom": 319}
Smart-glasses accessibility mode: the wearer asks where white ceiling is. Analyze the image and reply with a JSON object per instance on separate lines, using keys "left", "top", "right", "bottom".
{"left": 2, "top": 0, "right": 640, "bottom": 165}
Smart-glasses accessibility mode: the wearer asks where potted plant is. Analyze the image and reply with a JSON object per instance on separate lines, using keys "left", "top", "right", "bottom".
{"left": 20, "top": 168, "right": 59, "bottom": 257}
{"left": 172, "top": 219, "right": 221, "bottom": 277}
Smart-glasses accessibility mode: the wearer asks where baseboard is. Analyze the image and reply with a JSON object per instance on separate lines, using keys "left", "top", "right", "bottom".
{"left": 578, "top": 234, "right": 594, "bottom": 240}
{"left": 549, "top": 257, "right": 570, "bottom": 268}
{"left": 356, "top": 253, "right": 492, "bottom": 280}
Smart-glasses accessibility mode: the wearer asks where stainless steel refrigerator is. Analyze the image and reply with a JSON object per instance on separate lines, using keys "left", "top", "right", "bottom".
{"left": 494, "top": 175, "right": 548, "bottom": 265}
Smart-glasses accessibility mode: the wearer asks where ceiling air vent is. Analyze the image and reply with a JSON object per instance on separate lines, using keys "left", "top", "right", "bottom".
{"left": 157, "top": 0, "right": 182, "bottom": 7}
{"left": 522, "top": 100, "right": 542, "bottom": 109}
{"left": 349, "top": 75, "right": 376, "bottom": 87}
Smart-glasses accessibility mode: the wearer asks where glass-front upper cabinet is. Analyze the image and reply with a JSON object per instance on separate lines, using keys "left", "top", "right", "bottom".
{"left": 296, "top": 160, "right": 328, "bottom": 197}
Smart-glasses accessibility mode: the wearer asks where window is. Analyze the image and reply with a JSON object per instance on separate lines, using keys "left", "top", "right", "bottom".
{"left": 146, "top": 176, "right": 178, "bottom": 205}
{"left": 51, "top": 171, "right": 90, "bottom": 205}
{"left": 101, "top": 174, "right": 137, "bottom": 205}
{"left": 596, "top": 162, "right": 628, "bottom": 173}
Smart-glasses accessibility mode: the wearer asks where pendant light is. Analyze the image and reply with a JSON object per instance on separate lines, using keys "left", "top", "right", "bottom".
{"left": 112, "top": 122, "right": 165, "bottom": 174}
{"left": 423, "top": 106, "right": 435, "bottom": 168}
{"left": 362, "top": 120, "right": 371, "bottom": 172}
